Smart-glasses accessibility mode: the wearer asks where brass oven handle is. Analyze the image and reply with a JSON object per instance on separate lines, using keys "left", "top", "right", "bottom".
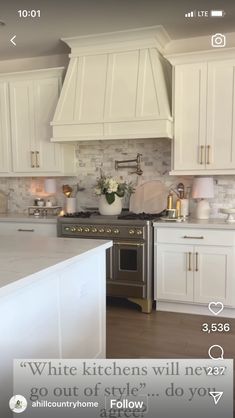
{"left": 182, "top": 235, "right": 204, "bottom": 240}
{"left": 35, "top": 151, "right": 40, "bottom": 168}
{"left": 195, "top": 252, "right": 199, "bottom": 272}
{"left": 206, "top": 145, "right": 210, "bottom": 165}
{"left": 200, "top": 145, "right": 204, "bottom": 164}
{"left": 17, "top": 229, "right": 35, "bottom": 232}
{"left": 188, "top": 252, "right": 192, "bottom": 271}
{"left": 114, "top": 242, "right": 144, "bottom": 247}
{"left": 31, "top": 151, "right": 35, "bottom": 168}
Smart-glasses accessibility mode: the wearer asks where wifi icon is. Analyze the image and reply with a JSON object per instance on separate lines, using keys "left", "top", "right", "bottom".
{"left": 185, "top": 10, "right": 196, "bottom": 17}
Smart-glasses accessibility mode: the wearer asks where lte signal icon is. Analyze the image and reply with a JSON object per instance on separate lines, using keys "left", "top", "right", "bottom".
{"left": 185, "top": 10, "right": 196, "bottom": 18}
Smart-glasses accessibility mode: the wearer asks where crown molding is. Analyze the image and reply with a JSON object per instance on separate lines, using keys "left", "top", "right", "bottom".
{"left": 62, "top": 26, "right": 171, "bottom": 56}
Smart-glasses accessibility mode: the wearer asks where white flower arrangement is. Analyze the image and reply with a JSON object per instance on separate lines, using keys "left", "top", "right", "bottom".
{"left": 94, "top": 174, "right": 134, "bottom": 204}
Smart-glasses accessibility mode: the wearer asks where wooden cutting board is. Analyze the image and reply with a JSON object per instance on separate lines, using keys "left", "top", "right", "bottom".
{"left": 0, "top": 190, "right": 8, "bottom": 213}
{"left": 129, "top": 180, "right": 168, "bottom": 214}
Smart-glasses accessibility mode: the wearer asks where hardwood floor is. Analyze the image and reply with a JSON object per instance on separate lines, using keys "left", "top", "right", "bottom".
{"left": 106, "top": 298, "right": 235, "bottom": 359}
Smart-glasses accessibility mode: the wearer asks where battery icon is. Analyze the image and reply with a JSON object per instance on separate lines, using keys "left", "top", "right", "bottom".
{"left": 210, "top": 10, "right": 225, "bottom": 17}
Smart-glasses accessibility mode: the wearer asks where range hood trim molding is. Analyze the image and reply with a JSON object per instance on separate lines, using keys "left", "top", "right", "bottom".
{"left": 62, "top": 25, "right": 171, "bottom": 56}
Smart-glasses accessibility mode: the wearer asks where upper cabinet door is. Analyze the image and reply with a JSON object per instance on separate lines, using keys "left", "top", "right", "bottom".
{"left": 206, "top": 60, "right": 235, "bottom": 170}
{"left": 9, "top": 80, "right": 36, "bottom": 172}
{"left": 0, "top": 82, "right": 12, "bottom": 173}
{"left": 33, "top": 77, "right": 62, "bottom": 172}
{"left": 173, "top": 63, "right": 207, "bottom": 171}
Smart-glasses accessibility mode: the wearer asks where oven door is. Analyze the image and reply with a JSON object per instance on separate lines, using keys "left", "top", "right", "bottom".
{"left": 107, "top": 240, "right": 146, "bottom": 298}
{"left": 113, "top": 241, "right": 145, "bottom": 282}
{"left": 107, "top": 240, "right": 147, "bottom": 298}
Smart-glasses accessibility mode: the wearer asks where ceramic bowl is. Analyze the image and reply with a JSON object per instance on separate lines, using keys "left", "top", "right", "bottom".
{"left": 220, "top": 208, "right": 235, "bottom": 223}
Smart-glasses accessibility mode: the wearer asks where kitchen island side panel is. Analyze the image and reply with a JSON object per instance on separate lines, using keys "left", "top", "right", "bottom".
{"left": 0, "top": 247, "right": 106, "bottom": 418}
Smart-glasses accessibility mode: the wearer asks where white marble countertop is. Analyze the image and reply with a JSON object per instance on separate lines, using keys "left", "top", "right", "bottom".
{"left": 0, "top": 213, "right": 57, "bottom": 223}
{"left": 153, "top": 218, "right": 235, "bottom": 230}
{"left": 0, "top": 236, "right": 112, "bottom": 295}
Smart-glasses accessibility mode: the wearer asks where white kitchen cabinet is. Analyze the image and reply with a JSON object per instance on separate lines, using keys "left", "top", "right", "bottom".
{"left": 173, "top": 63, "right": 207, "bottom": 171}
{"left": 194, "top": 245, "right": 234, "bottom": 306}
{"left": 206, "top": 60, "right": 235, "bottom": 170}
{"left": 0, "top": 221, "right": 56, "bottom": 237}
{"left": 154, "top": 227, "right": 235, "bottom": 311}
{"left": 156, "top": 244, "right": 194, "bottom": 302}
{"left": 0, "top": 68, "right": 75, "bottom": 176}
{"left": 170, "top": 58, "right": 235, "bottom": 175}
{"left": 0, "top": 82, "right": 11, "bottom": 173}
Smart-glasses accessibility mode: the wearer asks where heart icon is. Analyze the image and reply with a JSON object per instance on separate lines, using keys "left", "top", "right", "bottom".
{"left": 208, "top": 302, "right": 224, "bottom": 316}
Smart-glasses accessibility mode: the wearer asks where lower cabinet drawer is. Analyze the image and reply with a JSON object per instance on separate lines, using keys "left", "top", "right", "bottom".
{"left": 155, "top": 228, "right": 235, "bottom": 246}
{"left": 0, "top": 222, "right": 56, "bottom": 237}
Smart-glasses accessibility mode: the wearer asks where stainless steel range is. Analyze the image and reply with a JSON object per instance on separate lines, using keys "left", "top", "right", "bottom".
{"left": 57, "top": 211, "right": 163, "bottom": 313}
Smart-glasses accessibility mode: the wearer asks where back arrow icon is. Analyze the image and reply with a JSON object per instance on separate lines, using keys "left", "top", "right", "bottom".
{"left": 10, "top": 35, "right": 16, "bottom": 46}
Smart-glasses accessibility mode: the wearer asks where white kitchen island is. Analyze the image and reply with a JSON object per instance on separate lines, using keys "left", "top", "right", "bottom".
{"left": 0, "top": 236, "right": 112, "bottom": 415}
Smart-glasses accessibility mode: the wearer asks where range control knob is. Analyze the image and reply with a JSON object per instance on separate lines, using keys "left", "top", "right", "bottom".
{"left": 64, "top": 227, "right": 70, "bottom": 231}
{"left": 91, "top": 227, "right": 98, "bottom": 233}
{"left": 98, "top": 228, "right": 105, "bottom": 233}
{"left": 106, "top": 228, "right": 112, "bottom": 234}
{"left": 76, "top": 227, "right": 83, "bottom": 233}
{"left": 70, "top": 227, "right": 76, "bottom": 232}
{"left": 84, "top": 227, "right": 90, "bottom": 233}
{"left": 136, "top": 229, "right": 143, "bottom": 235}
{"left": 128, "top": 229, "right": 135, "bottom": 235}
{"left": 113, "top": 228, "right": 120, "bottom": 234}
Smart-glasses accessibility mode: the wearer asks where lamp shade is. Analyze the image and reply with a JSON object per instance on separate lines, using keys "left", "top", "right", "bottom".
{"left": 192, "top": 177, "right": 214, "bottom": 199}
{"left": 44, "top": 178, "right": 57, "bottom": 194}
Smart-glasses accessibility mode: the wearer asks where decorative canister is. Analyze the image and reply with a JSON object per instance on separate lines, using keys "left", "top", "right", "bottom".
{"left": 66, "top": 197, "right": 76, "bottom": 214}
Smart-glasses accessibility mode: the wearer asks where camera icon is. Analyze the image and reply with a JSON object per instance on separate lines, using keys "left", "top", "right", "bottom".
{"left": 211, "top": 33, "right": 226, "bottom": 48}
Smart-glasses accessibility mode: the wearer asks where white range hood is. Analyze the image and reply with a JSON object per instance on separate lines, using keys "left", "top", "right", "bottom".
{"left": 51, "top": 26, "right": 173, "bottom": 142}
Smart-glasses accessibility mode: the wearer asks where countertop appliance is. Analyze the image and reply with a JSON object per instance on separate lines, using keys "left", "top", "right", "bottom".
{"left": 57, "top": 211, "right": 164, "bottom": 313}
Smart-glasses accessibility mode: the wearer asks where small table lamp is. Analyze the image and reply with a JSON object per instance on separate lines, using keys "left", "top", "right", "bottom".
{"left": 192, "top": 177, "right": 214, "bottom": 219}
{"left": 44, "top": 178, "right": 57, "bottom": 206}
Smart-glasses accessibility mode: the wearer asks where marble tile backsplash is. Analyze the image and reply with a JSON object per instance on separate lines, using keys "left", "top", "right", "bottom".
{"left": 0, "top": 138, "right": 234, "bottom": 218}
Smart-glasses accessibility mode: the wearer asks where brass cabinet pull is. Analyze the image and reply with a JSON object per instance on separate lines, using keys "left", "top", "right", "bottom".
{"left": 35, "top": 151, "right": 40, "bottom": 168}
{"left": 195, "top": 252, "right": 199, "bottom": 272}
{"left": 188, "top": 252, "right": 192, "bottom": 271}
{"left": 31, "top": 151, "right": 35, "bottom": 168}
{"left": 17, "top": 229, "right": 34, "bottom": 232}
{"left": 200, "top": 145, "right": 204, "bottom": 164}
{"left": 206, "top": 145, "right": 210, "bottom": 164}
{"left": 182, "top": 235, "right": 204, "bottom": 240}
